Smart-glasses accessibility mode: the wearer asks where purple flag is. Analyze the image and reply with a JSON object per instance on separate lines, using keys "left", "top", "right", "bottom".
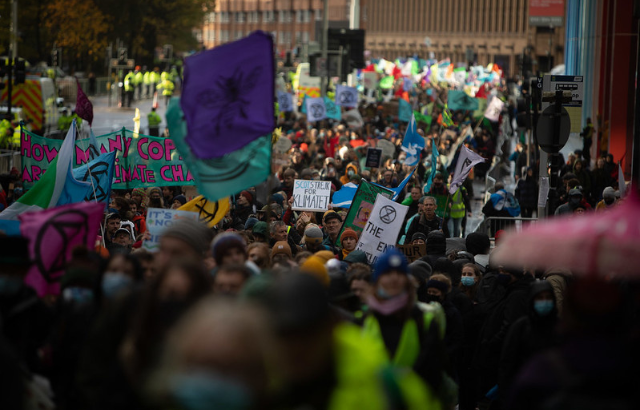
{"left": 75, "top": 78, "right": 93, "bottom": 126}
{"left": 181, "top": 31, "right": 275, "bottom": 159}
{"left": 19, "top": 202, "right": 104, "bottom": 296}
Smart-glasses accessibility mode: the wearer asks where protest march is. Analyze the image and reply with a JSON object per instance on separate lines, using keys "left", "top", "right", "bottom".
{"left": 0, "top": 29, "right": 639, "bottom": 410}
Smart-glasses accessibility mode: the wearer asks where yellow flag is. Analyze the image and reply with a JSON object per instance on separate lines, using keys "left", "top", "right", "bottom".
{"left": 178, "top": 195, "right": 229, "bottom": 228}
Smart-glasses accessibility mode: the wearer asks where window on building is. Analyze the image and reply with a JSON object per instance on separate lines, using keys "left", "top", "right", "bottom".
{"left": 236, "top": 30, "right": 243, "bottom": 39}
{"left": 303, "top": 10, "right": 310, "bottom": 22}
{"left": 284, "top": 31, "right": 291, "bottom": 44}
{"left": 296, "top": 10, "right": 301, "bottom": 22}
{"left": 278, "top": 32, "right": 285, "bottom": 44}
{"left": 221, "top": 30, "right": 229, "bottom": 42}
{"left": 295, "top": 31, "right": 301, "bottom": 44}
{"left": 236, "top": 12, "right": 244, "bottom": 23}
{"left": 271, "top": 31, "right": 277, "bottom": 41}
{"left": 302, "top": 31, "right": 309, "bottom": 43}
{"left": 287, "top": 10, "right": 293, "bottom": 23}
{"left": 315, "top": 9, "right": 322, "bottom": 21}
{"left": 279, "top": 10, "right": 285, "bottom": 22}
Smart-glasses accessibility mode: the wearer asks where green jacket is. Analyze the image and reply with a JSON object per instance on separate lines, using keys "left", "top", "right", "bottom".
{"left": 134, "top": 72, "right": 143, "bottom": 85}
{"left": 158, "top": 79, "right": 174, "bottom": 96}
{"left": 143, "top": 72, "right": 150, "bottom": 85}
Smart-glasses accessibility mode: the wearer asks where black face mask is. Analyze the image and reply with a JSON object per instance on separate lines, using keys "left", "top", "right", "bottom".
{"left": 604, "top": 197, "right": 615, "bottom": 205}
{"left": 496, "top": 273, "right": 511, "bottom": 286}
{"left": 425, "top": 294, "right": 442, "bottom": 304}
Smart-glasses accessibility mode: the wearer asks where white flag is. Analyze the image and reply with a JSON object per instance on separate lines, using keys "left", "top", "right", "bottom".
{"left": 356, "top": 194, "right": 409, "bottom": 265}
{"left": 305, "top": 97, "right": 326, "bottom": 122}
{"left": 618, "top": 163, "right": 626, "bottom": 197}
{"left": 342, "top": 109, "right": 364, "bottom": 129}
{"left": 335, "top": 85, "right": 358, "bottom": 107}
{"left": 449, "top": 146, "right": 485, "bottom": 195}
{"left": 484, "top": 97, "right": 504, "bottom": 122}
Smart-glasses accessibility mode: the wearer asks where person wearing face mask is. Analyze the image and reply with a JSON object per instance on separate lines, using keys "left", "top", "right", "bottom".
{"left": 474, "top": 264, "right": 533, "bottom": 406}
{"left": 362, "top": 249, "right": 449, "bottom": 404}
{"left": 595, "top": 186, "right": 617, "bottom": 212}
{"left": 498, "top": 280, "right": 559, "bottom": 407}
{"left": 554, "top": 188, "right": 585, "bottom": 216}
{"left": 339, "top": 162, "right": 359, "bottom": 186}
{"left": 0, "top": 237, "right": 52, "bottom": 374}
{"left": 120, "top": 259, "right": 212, "bottom": 398}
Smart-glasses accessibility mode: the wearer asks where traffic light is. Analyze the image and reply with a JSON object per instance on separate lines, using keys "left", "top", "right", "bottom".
{"left": 14, "top": 59, "right": 26, "bottom": 84}
{"left": 118, "top": 48, "right": 127, "bottom": 64}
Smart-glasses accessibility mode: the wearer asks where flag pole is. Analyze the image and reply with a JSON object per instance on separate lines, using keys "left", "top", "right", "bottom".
{"left": 473, "top": 115, "right": 485, "bottom": 134}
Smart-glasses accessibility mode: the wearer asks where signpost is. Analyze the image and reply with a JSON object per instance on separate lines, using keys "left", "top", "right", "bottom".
{"left": 542, "top": 75, "right": 583, "bottom": 133}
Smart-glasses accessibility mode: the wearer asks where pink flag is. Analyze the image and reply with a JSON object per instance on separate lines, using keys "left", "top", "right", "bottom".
{"left": 18, "top": 202, "right": 104, "bottom": 296}
{"left": 76, "top": 78, "right": 93, "bottom": 126}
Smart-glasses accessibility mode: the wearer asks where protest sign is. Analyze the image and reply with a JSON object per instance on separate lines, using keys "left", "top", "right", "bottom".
{"left": 355, "top": 194, "right": 408, "bottom": 265}
{"left": 342, "top": 109, "right": 364, "bottom": 129}
{"left": 485, "top": 97, "right": 505, "bottom": 122}
{"left": 363, "top": 72, "right": 378, "bottom": 90}
{"left": 335, "top": 85, "right": 358, "bottom": 107}
{"left": 277, "top": 91, "right": 294, "bottom": 112}
{"left": 143, "top": 208, "right": 199, "bottom": 252}
{"left": 305, "top": 97, "right": 326, "bottom": 122}
{"left": 365, "top": 148, "right": 383, "bottom": 168}
{"left": 397, "top": 243, "right": 427, "bottom": 262}
{"left": 20, "top": 128, "right": 194, "bottom": 190}
{"left": 292, "top": 179, "right": 331, "bottom": 212}
{"left": 338, "top": 180, "right": 393, "bottom": 246}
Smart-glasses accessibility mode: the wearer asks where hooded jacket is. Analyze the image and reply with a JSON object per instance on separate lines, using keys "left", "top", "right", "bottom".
{"left": 339, "top": 163, "right": 359, "bottom": 185}
{"left": 499, "top": 280, "right": 559, "bottom": 402}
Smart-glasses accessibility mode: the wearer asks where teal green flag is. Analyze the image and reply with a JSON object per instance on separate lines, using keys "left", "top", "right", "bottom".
{"left": 166, "top": 97, "right": 271, "bottom": 202}
{"left": 447, "top": 90, "right": 479, "bottom": 111}
{"left": 337, "top": 180, "right": 393, "bottom": 246}
{"left": 398, "top": 99, "right": 412, "bottom": 122}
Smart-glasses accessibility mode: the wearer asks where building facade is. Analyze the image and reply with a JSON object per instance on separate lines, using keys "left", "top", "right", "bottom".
{"left": 363, "top": 0, "right": 565, "bottom": 78}
{"left": 202, "top": 0, "right": 352, "bottom": 56}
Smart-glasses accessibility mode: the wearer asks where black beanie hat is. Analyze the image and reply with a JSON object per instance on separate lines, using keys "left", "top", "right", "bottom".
{"left": 466, "top": 232, "right": 491, "bottom": 256}
{"left": 426, "top": 231, "right": 446, "bottom": 255}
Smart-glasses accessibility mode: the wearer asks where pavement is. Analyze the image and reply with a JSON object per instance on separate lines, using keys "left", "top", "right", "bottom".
{"left": 85, "top": 92, "right": 171, "bottom": 136}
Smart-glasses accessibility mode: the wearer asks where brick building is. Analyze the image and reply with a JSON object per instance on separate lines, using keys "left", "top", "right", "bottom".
{"left": 363, "top": 0, "right": 565, "bottom": 78}
{"left": 202, "top": 0, "right": 352, "bottom": 56}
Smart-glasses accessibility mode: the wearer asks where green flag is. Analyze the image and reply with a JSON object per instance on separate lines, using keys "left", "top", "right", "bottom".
{"left": 337, "top": 180, "right": 393, "bottom": 247}
{"left": 413, "top": 110, "right": 432, "bottom": 125}
{"left": 379, "top": 76, "right": 394, "bottom": 89}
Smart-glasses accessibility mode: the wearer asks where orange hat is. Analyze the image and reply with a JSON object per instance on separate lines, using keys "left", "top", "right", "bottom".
{"left": 300, "top": 256, "right": 330, "bottom": 287}
{"left": 272, "top": 241, "right": 292, "bottom": 258}
{"left": 314, "top": 250, "right": 335, "bottom": 264}
{"left": 340, "top": 228, "right": 358, "bottom": 243}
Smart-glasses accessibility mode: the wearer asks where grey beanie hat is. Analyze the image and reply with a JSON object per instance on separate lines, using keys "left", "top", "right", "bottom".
{"left": 161, "top": 218, "right": 212, "bottom": 255}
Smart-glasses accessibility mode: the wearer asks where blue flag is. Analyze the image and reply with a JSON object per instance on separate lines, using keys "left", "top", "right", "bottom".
{"left": 330, "top": 182, "right": 358, "bottom": 208}
{"left": 447, "top": 90, "right": 479, "bottom": 111}
{"left": 166, "top": 98, "right": 271, "bottom": 202}
{"left": 324, "top": 97, "right": 342, "bottom": 120}
{"left": 398, "top": 99, "right": 412, "bottom": 122}
{"left": 72, "top": 151, "right": 116, "bottom": 205}
{"left": 181, "top": 31, "right": 275, "bottom": 159}
{"left": 400, "top": 114, "right": 425, "bottom": 167}
{"left": 372, "top": 166, "right": 417, "bottom": 201}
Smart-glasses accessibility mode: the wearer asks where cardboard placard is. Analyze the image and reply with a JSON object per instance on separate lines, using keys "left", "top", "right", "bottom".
{"left": 291, "top": 179, "right": 331, "bottom": 212}
{"left": 365, "top": 147, "right": 383, "bottom": 168}
{"left": 142, "top": 208, "right": 199, "bottom": 252}
{"left": 397, "top": 243, "right": 427, "bottom": 262}
{"left": 355, "top": 194, "right": 408, "bottom": 265}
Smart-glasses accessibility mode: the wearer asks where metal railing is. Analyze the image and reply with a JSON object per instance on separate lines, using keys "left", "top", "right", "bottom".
{"left": 0, "top": 149, "right": 21, "bottom": 174}
{"left": 475, "top": 216, "right": 538, "bottom": 240}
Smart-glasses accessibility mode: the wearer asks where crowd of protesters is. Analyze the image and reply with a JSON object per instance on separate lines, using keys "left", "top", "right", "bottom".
{"left": 0, "top": 68, "right": 638, "bottom": 410}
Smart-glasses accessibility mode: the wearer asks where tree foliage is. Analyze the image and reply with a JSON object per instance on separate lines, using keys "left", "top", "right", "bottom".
{"left": 0, "top": 0, "right": 213, "bottom": 72}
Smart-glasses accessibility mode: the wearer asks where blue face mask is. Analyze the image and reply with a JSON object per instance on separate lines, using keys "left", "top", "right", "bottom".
{"left": 461, "top": 276, "right": 475, "bottom": 287}
{"left": 533, "top": 300, "right": 554, "bottom": 317}
{"left": 63, "top": 287, "right": 94, "bottom": 306}
{"left": 102, "top": 273, "right": 133, "bottom": 298}
{"left": 171, "top": 371, "right": 252, "bottom": 410}
{"left": 0, "top": 276, "right": 23, "bottom": 296}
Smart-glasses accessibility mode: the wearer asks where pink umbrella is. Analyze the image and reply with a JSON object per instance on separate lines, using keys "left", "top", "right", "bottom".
{"left": 491, "top": 188, "right": 640, "bottom": 278}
